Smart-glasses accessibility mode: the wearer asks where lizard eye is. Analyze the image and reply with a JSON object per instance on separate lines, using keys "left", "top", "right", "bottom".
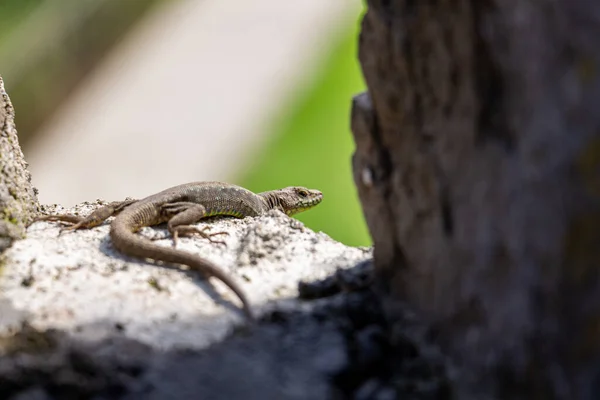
{"left": 298, "top": 189, "right": 308, "bottom": 198}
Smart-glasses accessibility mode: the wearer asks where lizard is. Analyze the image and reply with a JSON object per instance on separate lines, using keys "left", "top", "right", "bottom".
{"left": 35, "top": 181, "right": 323, "bottom": 321}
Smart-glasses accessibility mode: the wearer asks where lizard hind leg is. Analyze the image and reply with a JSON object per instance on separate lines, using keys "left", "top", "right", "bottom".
{"left": 163, "top": 202, "right": 229, "bottom": 247}
{"left": 35, "top": 215, "right": 86, "bottom": 234}
{"left": 35, "top": 199, "right": 137, "bottom": 234}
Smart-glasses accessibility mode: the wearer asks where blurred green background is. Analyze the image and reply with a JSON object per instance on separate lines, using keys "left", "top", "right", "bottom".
{"left": 240, "top": 28, "right": 369, "bottom": 246}
{"left": 0, "top": 0, "right": 40, "bottom": 38}
{"left": 0, "top": 0, "right": 371, "bottom": 247}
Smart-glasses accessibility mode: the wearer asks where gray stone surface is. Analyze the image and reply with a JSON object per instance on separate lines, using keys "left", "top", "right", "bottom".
{"left": 2, "top": 202, "right": 370, "bottom": 350}
{"left": 0, "top": 201, "right": 371, "bottom": 399}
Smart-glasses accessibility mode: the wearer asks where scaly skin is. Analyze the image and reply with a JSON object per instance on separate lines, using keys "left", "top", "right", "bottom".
{"left": 36, "top": 181, "right": 323, "bottom": 321}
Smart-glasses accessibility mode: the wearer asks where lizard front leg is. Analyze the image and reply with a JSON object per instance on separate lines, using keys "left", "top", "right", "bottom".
{"left": 161, "top": 202, "right": 228, "bottom": 246}
{"left": 36, "top": 199, "right": 137, "bottom": 232}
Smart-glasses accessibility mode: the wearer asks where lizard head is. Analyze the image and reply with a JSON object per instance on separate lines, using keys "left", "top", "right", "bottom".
{"left": 262, "top": 186, "right": 323, "bottom": 216}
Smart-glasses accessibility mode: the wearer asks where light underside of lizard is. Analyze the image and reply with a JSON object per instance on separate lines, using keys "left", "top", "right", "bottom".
{"left": 35, "top": 181, "right": 324, "bottom": 321}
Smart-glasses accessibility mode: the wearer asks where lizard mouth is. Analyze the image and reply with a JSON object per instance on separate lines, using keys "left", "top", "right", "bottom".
{"left": 287, "top": 192, "right": 323, "bottom": 215}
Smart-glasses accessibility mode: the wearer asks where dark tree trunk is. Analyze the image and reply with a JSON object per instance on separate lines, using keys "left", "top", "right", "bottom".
{"left": 352, "top": 1, "right": 600, "bottom": 398}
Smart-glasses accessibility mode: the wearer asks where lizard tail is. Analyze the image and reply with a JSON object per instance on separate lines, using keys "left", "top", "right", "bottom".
{"left": 109, "top": 222, "right": 254, "bottom": 321}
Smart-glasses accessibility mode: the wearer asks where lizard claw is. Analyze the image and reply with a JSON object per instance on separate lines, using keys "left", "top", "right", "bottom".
{"left": 169, "top": 226, "right": 229, "bottom": 247}
{"left": 35, "top": 217, "right": 81, "bottom": 236}
{"left": 197, "top": 226, "right": 229, "bottom": 246}
{"left": 57, "top": 226, "right": 75, "bottom": 237}
{"left": 206, "top": 234, "right": 228, "bottom": 246}
{"left": 171, "top": 230, "right": 180, "bottom": 248}
{"left": 58, "top": 221, "right": 84, "bottom": 233}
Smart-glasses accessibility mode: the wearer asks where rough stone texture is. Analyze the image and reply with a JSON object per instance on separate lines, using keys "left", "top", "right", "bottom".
{"left": 352, "top": 1, "right": 600, "bottom": 399}
{"left": 0, "top": 202, "right": 375, "bottom": 398}
{"left": 2, "top": 203, "right": 370, "bottom": 349}
{"left": 0, "top": 76, "right": 39, "bottom": 250}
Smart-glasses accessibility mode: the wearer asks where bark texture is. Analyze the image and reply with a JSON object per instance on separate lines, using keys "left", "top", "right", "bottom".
{"left": 351, "top": 1, "right": 600, "bottom": 398}
{"left": 0, "top": 76, "right": 38, "bottom": 250}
